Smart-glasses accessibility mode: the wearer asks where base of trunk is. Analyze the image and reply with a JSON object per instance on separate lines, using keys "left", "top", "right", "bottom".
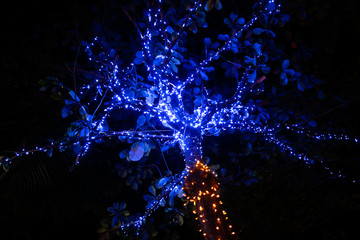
{"left": 183, "top": 160, "right": 236, "bottom": 240}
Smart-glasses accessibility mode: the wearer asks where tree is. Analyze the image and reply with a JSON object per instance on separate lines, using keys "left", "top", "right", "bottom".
{"left": 1, "top": 0, "right": 359, "bottom": 239}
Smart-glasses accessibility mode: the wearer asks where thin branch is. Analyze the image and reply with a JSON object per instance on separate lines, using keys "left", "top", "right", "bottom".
{"left": 299, "top": 97, "right": 358, "bottom": 126}
{"left": 73, "top": 43, "right": 81, "bottom": 92}
{"left": 121, "top": 6, "right": 142, "bottom": 38}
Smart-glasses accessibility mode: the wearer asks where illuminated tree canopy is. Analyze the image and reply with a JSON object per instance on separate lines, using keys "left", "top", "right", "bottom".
{"left": 1, "top": 0, "right": 360, "bottom": 239}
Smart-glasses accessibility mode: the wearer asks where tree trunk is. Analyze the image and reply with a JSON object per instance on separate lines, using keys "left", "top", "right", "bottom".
{"left": 183, "top": 131, "right": 236, "bottom": 240}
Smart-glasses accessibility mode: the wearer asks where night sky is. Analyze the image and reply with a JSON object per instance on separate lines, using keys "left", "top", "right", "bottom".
{"left": 1, "top": 0, "right": 360, "bottom": 239}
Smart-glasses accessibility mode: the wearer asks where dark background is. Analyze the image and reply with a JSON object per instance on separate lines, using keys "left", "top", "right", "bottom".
{"left": 1, "top": 0, "right": 360, "bottom": 239}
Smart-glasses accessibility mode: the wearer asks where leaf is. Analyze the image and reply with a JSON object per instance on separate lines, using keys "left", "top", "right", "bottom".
{"left": 119, "top": 149, "right": 127, "bottom": 159}
{"left": 285, "top": 69, "right": 295, "bottom": 76}
{"left": 230, "top": 42, "right": 238, "bottom": 53}
{"left": 157, "top": 177, "right": 170, "bottom": 188}
{"left": 61, "top": 107, "right": 70, "bottom": 118}
{"left": 308, "top": 120, "right": 317, "bottom": 127}
{"left": 143, "top": 194, "right": 155, "bottom": 202}
{"left": 194, "top": 77, "right": 202, "bottom": 86}
{"left": 193, "top": 87, "right": 200, "bottom": 94}
{"left": 73, "top": 143, "right": 82, "bottom": 154}
{"left": 204, "top": 0, "right": 213, "bottom": 11}
{"left": 194, "top": 96, "right": 202, "bottom": 106}
{"left": 204, "top": 37, "right": 212, "bottom": 47}
{"left": 236, "top": 17, "right": 245, "bottom": 25}
{"left": 214, "top": 0, "right": 222, "bottom": 10}
{"left": 165, "top": 26, "right": 174, "bottom": 34}
{"left": 224, "top": 18, "right": 231, "bottom": 25}
{"left": 79, "top": 106, "right": 87, "bottom": 117}
{"left": 218, "top": 34, "right": 229, "bottom": 41}
{"left": 153, "top": 55, "right": 165, "bottom": 66}
{"left": 297, "top": 79, "right": 306, "bottom": 91}
{"left": 253, "top": 42, "right": 262, "bottom": 55}
{"left": 253, "top": 28, "right": 266, "bottom": 35}
{"left": 79, "top": 127, "right": 90, "bottom": 137}
{"left": 247, "top": 70, "right": 257, "bottom": 83}
{"left": 119, "top": 202, "right": 126, "bottom": 211}
{"left": 171, "top": 57, "right": 181, "bottom": 65}
{"left": 134, "top": 57, "right": 144, "bottom": 65}
{"left": 259, "top": 13, "right": 268, "bottom": 26}
{"left": 45, "top": 148, "right": 53, "bottom": 158}
{"left": 261, "top": 66, "right": 271, "bottom": 74}
{"left": 202, "top": 66, "right": 214, "bottom": 72}
{"left": 128, "top": 144, "right": 145, "bottom": 161}
{"left": 245, "top": 56, "right": 256, "bottom": 66}
{"left": 199, "top": 70, "right": 209, "bottom": 81}
{"left": 124, "top": 88, "right": 135, "bottom": 99}
{"left": 148, "top": 185, "right": 156, "bottom": 196}
{"left": 282, "top": 59, "right": 290, "bottom": 70}
{"left": 136, "top": 115, "right": 147, "bottom": 128}
{"left": 69, "top": 90, "right": 80, "bottom": 102}
{"left": 111, "top": 215, "right": 119, "bottom": 227}
{"left": 317, "top": 89, "right": 325, "bottom": 100}
{"left": 265, "top": 2, "right": 275, "bottom": 12}
{"left": 280, "top": 72, "right": 288, "bottom": 86}
{"left": 221, "top": 168, "right": 227, "bottom": 177}
{"left": 170, "top": 61, "right": 178, "bottom": 73}
{"left": 266, "top": 30, "right": 276, "bottom": 38}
